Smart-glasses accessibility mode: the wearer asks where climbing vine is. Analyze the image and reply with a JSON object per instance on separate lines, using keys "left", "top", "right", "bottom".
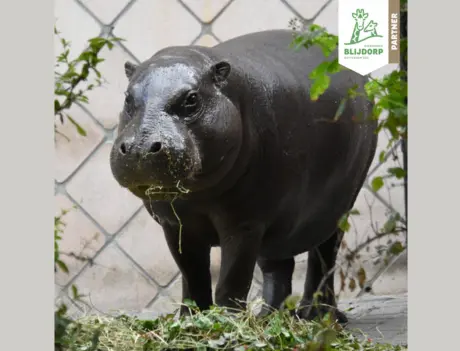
{"left": 54, "top": 26, "right": 123, "bottom": 350}
{"left": 54, "top": 27, "right": 123, "bottom": 139}
{"left": 288, "top": 1, "right": 407, "bottom": 294}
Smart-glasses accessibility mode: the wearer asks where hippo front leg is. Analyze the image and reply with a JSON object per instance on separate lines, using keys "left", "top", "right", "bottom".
{"left": 162, "top": 224, "right": 213, "bottom": 315}
{"left": 214, "top": 222, "right": 263, "bottom": 309}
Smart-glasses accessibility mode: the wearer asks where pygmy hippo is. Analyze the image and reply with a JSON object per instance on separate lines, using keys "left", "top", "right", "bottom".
{"left": 110, "top": 29, "right": 378, "bottom": 323}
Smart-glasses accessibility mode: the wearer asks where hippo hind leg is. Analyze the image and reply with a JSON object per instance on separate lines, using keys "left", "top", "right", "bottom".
{"left": 297, "top": 229, "right": 348, "bottom": 324}
{"left": 257, "top": 256, "right": 295, "bottom": 316}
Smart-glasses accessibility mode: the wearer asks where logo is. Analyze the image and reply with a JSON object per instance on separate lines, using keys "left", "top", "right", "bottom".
{"left": 338, "top": 0, "right": 400, "bottom": 76}
{"left": 346, "top": 9, "right": 383, "bottom": 45}
{"left": 344, "top": 9, "right": 384, "bottom": 59}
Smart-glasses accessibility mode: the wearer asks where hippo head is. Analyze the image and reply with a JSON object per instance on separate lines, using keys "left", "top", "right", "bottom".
{"left": 110, "top": 48, "right": 243, "bottom": 200}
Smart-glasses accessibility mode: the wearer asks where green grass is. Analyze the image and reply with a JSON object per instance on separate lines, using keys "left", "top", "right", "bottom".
{"left": 56, "top": 299, "right": 407, "bottom": 351}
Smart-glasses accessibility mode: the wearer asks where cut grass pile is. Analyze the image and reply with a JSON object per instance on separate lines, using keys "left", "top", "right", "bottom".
{"left": 56, "top": 300, "right": 407, "bottom": 351}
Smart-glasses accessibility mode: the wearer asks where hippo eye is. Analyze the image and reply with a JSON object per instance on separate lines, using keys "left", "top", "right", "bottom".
{"left": 184, "top": 92, "right": 198, "bottom": 107}
{"left": 124, "top": 92, "right": 135, "bottom": 117}
{"left": 175, "top": 90, "right": 201, "bottom": 119}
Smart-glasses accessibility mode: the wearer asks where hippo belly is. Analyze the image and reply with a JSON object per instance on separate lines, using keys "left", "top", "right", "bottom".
{"left": 212, "top": 30, "right": 377, "bottom": 260}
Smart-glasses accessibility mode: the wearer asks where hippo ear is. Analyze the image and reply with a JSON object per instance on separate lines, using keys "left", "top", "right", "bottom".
{"left": 211, "top": 61, "right": 231, "bottom": 86}
{"left": 124, "top": 61, "right": 138, "bottom": 79}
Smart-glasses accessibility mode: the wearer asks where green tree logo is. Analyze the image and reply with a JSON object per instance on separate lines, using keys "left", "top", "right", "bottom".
{"left": 345, "top": 9, "right": 383, "bottom": 45}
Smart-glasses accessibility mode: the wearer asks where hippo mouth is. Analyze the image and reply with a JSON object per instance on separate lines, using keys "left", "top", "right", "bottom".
{"left": 124, "top": 145, "right": 237, "bottom": 199}
{"left": 129, "top": 183, "right": 190, "bottom": 200}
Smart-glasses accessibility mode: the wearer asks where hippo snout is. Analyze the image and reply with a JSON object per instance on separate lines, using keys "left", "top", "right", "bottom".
{"left": 117, "top": 137, "right": 163, "bottom": 158}
{"left": 110, "top": 132, "right": 200, "bottom": 195}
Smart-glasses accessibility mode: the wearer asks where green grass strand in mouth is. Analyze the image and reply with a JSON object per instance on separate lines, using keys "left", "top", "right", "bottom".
{"left": 145, "top": 181, "right": 190, "bottom": 254}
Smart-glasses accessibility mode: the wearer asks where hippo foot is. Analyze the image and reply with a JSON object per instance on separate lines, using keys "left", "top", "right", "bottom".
{"left": 296, "top": 303, "right": 348, "bottom": 325}
{"left": 179, "top": 303, "right": 205, "bottom": 317}
{"left": 179, "top": 305, "right": 194, "bottom": 317}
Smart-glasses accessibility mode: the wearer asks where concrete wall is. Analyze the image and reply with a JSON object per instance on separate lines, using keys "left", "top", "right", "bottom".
{"left": 54, "top": 0, "right": 407, "bottom": 317}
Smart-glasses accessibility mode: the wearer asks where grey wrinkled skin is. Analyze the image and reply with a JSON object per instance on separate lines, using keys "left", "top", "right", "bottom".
{"left": 109, "top": 29, "right": 378, "bottom": 324}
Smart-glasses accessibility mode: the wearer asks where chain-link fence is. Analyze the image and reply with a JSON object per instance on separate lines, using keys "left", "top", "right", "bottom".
{"left": 54, "top": 0, "right": 407, "bottom": 317}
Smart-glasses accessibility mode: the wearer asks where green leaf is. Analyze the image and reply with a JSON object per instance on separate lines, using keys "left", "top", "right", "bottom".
{"left": 77, "top": 51, "right": 92, "bottom": 62}
{"left": 383, "top": 212, "right": 401, "bottom": 233}
{"left": 349, "top": 208, "right": 360, "bottom": 215}
{"left": 77, "top": 95, "right": 89, "bottom": 104}
{"left": 80, "top": 64, "right": 90, "bottom": 81}
{"left": 372, "top": 104, "right": 384, "bottom": 120}
{"left": 60, "top": 38, "right": 69, "bottom": 48}
{"left": 54, "top": 99, "right": 61, "bottom": 115}
{"left": 71, "top": 284, "right": 80, "bottom": 299}
{"left": 56, "top": 260, "right": 69, "bottom": 274}
{"left": 284, "top": 294, "right": 301, "bottom": 311}
{"left": 56, "top": 303, "right": 67, "bottom": 317}
{"left": 364, "top": 79, "right": 381, "bottom": 99}
{"left": 371, "top": 176, "right": 384, "bottom": 192}
{"left": 378, "top": 150, "right": 386, "bottom": 163}
{"left": 338, "top": 213, "right": 351, "bottom": 232}
{"left": 54, "top": 248, "right": 60, "bottom": 263}
{"left": 309, "top": 61, "right": 330, "bottom": 79}
{"left": 316, "top": 35, "right": 339, "bottom": 57}
{"left": 290, "top": 35, "right": 309, "bottom": 50}
{"left": 326, "top": 59, "right": 342, "bottom": 74}
{"left": 66, "top": 115, "right": 87, "bottom": 136}
{"left": 347, "top": 84, "right": 359, "bottom": 98}
{"left": 388, "top": 167, "right": 406, "bottom": 179}
{"left": 110, "top": 37, "right": 124, "bottom": 43}
{"left": 309, "top": 24, "right": 324, "bottom": 32}
{"left": 88, "top": 37, "right": 107, "bottom": 52}
{"left": 310, "top": 74, "right": 331, "bottom": 101}
{"left": 383, "top": 218, "right": 397, "bottom": 233}
{"left": 389, "top": 241, "right": 405, "bottom": 255}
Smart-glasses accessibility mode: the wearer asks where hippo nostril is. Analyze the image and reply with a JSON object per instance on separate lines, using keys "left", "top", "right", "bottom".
{"left": 119, "top": 142, "right": 128, "bottom": 155}
{"left": 149, "top": 142, "right": 162, "bottom": 153}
